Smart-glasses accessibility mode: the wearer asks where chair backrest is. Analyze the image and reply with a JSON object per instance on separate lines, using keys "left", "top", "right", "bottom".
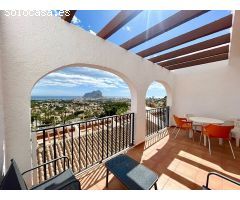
{"left": 0, "top": 159, "right": 27, "bottom": 190}
{"left": 234, "top": 119, "right": 240, "bottom": 129}
{"left": 173, "top": 115, "right": 184, "bottom": 127}
{"left": 185, "top": 114, "right": 194, "bottom": 121}
{"left": 204, "top": 124, "right": 234, "bottom": 139}
{"left": 223, "top": 120, "right": 234, "bottom": 126}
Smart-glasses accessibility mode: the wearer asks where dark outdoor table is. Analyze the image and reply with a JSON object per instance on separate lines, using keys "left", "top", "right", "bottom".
{"left": 105, "top": 154, "right": 158, "bottom": 190}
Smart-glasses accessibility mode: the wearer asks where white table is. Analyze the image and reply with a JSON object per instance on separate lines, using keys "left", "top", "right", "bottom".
{"left": 189, "top": 117, "right": 224, "bottom": 146}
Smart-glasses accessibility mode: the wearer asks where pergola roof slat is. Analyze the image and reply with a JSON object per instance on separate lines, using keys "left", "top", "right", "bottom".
{"left": 137, "top": 14, "right": 233, "bottom": 58}
{"left": 61, "top": 10, "right": 77, "bottom": 23}
{"left": 97, "top": 10, "right": 142, "bottom": 39}
{"left": 121, "top": 10, "right": 209, "bottom": 50}
{"left": 159, "top": 45, "right": 229, "bottom": 67}
{"left": 166, "top": 53, "right": 229, "bottom": 70}
{"left": 149, "top": 33, "right": 230, "bottom": 63}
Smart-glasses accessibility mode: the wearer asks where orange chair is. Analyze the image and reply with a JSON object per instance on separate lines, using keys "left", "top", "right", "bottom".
{"left": 173, "top": 115, "right": 193, "bottom": 140}
{"left": 202, "top": 124, "right": 235, "bottom": 159}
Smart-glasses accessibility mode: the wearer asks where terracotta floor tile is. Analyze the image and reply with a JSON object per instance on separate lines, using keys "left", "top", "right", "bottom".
{"left": 156, "top": 173, "right": 170, "bottom": 189}
{"left": 173, "top": 161, "right": 199, "bottom": 182}
{"left": 163, "top": 179, "right": 190, "bottom": 190}
{"left": 222, "top": 179, "right": 240, "bottom": 190}
{"left": 79, "top": 127, "right": 240, "bottom": 190}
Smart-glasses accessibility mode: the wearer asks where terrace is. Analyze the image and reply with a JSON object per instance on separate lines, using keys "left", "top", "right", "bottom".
{"left": 0, "top": 10, "right": 240, "bottom": 190}
{"left": 79, "top": 129, "right": 240, "bottom": 190}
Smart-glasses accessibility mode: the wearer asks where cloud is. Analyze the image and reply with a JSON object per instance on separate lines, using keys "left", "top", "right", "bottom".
{"left": 72, "top": 16, "right": 81, "bottom": 24}
{"left": 122, "top": 25, "right": 131, "bottom": 32}
{"left": 35, "top": 69, "right": 128, "bottom": 90}
{"left": 37, "top": 79, "right": 77, "bottom": 87}
{"left": 148, "top": 82, "right": 165, "bottom": 90}
{"left": 63, "top": 67, "right": 122, "bottom": 79}
{"left": 89, "top": 30, "right": 96, "bottom": 35}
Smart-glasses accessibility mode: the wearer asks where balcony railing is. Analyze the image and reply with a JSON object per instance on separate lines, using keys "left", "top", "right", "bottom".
{"left": 146, "top": 106, "right": 169, "bottom": 137}
{"left": 34, "top": 113, "right": 134, "bottom": 183}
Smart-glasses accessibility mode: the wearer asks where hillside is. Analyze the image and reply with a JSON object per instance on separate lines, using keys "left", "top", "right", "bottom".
{"left": 83, "top": 90, "right": 103, "bottom": 99}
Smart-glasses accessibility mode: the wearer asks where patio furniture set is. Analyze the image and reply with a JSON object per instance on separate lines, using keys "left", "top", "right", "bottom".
{"left": 173, "top": 114, "right": 240, "bottom": 159}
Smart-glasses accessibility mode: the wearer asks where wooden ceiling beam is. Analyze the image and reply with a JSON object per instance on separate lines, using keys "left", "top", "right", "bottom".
{"left": 121, "top": 10, "right": 209, "bottom": 50}
{"left": 61, "top": 10, "right": 77, "bottom": 23}
{"left": 137, "top": 14, "right": 233, "bottom": 58}
{"left": 159, "top": 45, "right": 229, "bottom": 67}
{"left": 165, "top": 53, "right": 228, "bottom": 70}
{"left": 97, "top": 10, "right": 142, "bottom": 39}
{"left": 149, "top": 33, "right": 230, "bottom": 63}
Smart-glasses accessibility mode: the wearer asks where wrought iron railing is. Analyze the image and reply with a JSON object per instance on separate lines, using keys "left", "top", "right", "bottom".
{"left": 146, "top": 107, "right": 169, "bottom": 137}
{"left": 34, "top": 113, "right": 134, "bottom": 183}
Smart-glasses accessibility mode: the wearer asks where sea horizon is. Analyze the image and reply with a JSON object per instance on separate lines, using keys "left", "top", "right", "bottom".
{"left": 31, "top": 95, "right": 130, "bottom": 100}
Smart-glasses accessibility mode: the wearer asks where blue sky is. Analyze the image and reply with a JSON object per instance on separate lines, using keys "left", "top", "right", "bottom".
{"left": 71, "top": 10, "right": 231, "bottom": 57}
{"left": 33, "top": 10, "right": 231, "bottom": 97}
{"left": 31, "top": 67, "right": 166, "bottom": 98}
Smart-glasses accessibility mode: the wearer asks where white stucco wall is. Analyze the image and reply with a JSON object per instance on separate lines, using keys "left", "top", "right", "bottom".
{"left": 0, "top": 45, "right": 5, "bottom": 176}
{"left": 171, "top": 60, "right": 240, "bottom": 120}
{"left": 0, "top": 12, "right": 174, "bottom": 173}
{"left": 171, "top": 11, "right": 240, "bottom": 122}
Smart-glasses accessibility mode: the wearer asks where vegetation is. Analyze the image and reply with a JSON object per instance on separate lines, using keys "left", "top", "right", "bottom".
{"left": 146, "top": 96, "right": 167, "bottom": 108}
{"left": 31, "top": 95, "right": 166, "bottom": 130}
{"left": 100, "top": 101, "right": 129, "bottom": 117}
{"left": 31, "top": 98, "right": 130, "bottom": 130}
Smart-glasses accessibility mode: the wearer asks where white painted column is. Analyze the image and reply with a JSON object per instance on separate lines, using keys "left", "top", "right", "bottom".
{"left": 229, "top": 10, "right": 240, "bottom": 66}
{"left": 0, "top": 51, "right": 5, "bottom": 177}
{"left": 3, "top": 92, "right": 32, "bottom": 185}
{"left": 131, "top": 87, "right": 148, "bottom": 145}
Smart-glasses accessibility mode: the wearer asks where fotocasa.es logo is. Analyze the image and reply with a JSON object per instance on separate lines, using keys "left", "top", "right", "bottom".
{"left": 4, "top": 10, "right": 71, "bottom": 17}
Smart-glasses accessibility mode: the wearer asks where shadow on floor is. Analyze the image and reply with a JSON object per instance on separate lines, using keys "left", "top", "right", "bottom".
{"left": 79, "top": 127, "right": 240, "bottom": 190}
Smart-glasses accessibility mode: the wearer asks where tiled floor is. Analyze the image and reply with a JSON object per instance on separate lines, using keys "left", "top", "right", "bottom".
{"left": 78, "top": 128, "right": 240, "bottom": 190}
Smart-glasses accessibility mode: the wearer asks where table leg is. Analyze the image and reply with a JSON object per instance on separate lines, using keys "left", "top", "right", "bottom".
{"left": 237, "top": 138, "right": 239, "bottom": 147}
{"left": 154, "top": 182, "right": 158, "bottom": 190}
{"left": 219, "top": 138, "right": 223, "bottom": 145}
{"left": 201, "top": 125, "right": 207, "bottom": 146}
{"left": 204, "top": 135, "right": 207, "bottom": 146}
{"left": 106, "top": 169, "right": 109, "bottom": 188}
{"left": 189, "top": 129, "right": 193, "bottom": 138}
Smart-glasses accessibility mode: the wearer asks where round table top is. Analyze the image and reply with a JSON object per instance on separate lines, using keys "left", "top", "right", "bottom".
{"left": 189, "top": 116, "right": 224, "bottom": 124}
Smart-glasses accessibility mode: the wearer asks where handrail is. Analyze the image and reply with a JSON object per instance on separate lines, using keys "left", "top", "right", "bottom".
{"left": 33, "top": 112, "right": 134, "bottom": 132}
{"left": 22, "top": 156, "right": 70, "bottom": 176}
{"left": 146, "top": 107, "right": 168, "bottom": 111}
{"left": 146, "top": 106, "right": 169, "bottom": 137}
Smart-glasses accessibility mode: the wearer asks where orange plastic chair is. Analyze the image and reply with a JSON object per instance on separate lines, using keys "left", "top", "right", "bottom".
{"left": 173, "top": 115, "right": 193, "bottom": 140}
{"left": 202, "top": 124, "right": 235, "bottom": 159}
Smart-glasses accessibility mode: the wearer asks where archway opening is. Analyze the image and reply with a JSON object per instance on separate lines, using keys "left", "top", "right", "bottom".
{"left": 31, "top": 66, "right": 132, "bottom": 130}
{"left": 145, "top": 81, "right": 169, "bottom": 138}
{"left": 30, "top": 66, "right": 135, "bottom": 182}
{"left": 145, "top": 81, "right": 167, "bottom": 109}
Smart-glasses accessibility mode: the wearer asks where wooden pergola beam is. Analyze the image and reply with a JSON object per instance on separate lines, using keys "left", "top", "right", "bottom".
{"left": 159, "top": 45, "right": 229, "bottom": 67}
{"left": 121, "top": 10, "right": 209, "bottom": 50}
{"left": 137, "top": 14, "right": 233, "bottom": 58}
{"left": 97, "top": 10, "right": 142, "bottom": 39}
{"left": 165, "top": 53, "right": 229, "bottom": 70}
{"left": 61, "top": 10, "right": 77, "bottom": 23}
{"left": 149, "top": 33, "right": 230, "bottom": 63}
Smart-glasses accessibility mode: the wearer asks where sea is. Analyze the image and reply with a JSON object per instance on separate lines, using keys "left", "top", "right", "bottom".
{"left": 31, "top": 96, "right": 130, "bottom": 100}
{"left": 31, "top": 96, "right": 81, "bottom": 100}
